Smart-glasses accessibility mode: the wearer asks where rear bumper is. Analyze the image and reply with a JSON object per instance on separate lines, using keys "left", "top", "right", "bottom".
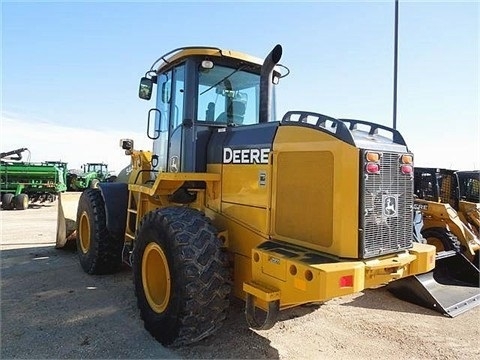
{"left": 244, "top": 241, "right": 436, "bottom": 310}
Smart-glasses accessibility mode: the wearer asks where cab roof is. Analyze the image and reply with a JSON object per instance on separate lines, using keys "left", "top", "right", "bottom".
{"left": 153, "top": 46, "right": 264, "bottom": 73}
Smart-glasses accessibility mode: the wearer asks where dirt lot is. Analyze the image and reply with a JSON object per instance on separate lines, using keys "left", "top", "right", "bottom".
{"left": 1, "top": 203, "right": 479, "bottom": 359}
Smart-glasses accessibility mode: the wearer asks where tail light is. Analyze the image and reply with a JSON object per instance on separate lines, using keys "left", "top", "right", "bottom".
{"left": 399, "top": 153, "right": 413, "bottom": 175}
{"left": 365, "top": 152, "right": 381, "bottom": 174}
{"left": 366, "top": 162, "right": 380, "bottom": 174}
{"left": 401, "top": 164, "right": 413, "bottom": 174}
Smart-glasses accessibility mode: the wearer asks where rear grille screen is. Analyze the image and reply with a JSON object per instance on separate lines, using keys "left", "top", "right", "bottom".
{"left": 360, "top": 151, "right": 413, "bottom": 258}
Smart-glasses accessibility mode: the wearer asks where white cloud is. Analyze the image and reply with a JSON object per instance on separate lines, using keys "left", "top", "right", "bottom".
{"left": 1, "top": 113, "right": 152, "bottom": 174}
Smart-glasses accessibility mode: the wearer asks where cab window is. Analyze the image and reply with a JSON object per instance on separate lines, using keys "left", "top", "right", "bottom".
{"left": 197, "top": 64, "right": 260, "bottom": 125}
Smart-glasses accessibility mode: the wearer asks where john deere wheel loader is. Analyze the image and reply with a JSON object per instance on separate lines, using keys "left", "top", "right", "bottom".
{"left": 56, "top": 45, "right": 479, "bottom": 346}
{"left": 414, "top": 167, "right": 480, "bottom": 267}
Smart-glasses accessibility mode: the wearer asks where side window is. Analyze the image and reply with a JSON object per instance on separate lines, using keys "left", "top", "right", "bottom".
{"left": 171, "top": 65, "right": 185, "bottom": 130}
{"left": 152, "top": 71, "right": 172, "bottom": 172}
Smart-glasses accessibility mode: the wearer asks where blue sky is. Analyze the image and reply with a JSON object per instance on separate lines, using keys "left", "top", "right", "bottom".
{"left": 1, "top": 1, "right": 478, "bottom": 171}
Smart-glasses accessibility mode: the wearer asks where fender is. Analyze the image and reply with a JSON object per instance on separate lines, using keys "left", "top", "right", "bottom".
{"left": 98, "top": 182, "right": 128, "bottom": 243}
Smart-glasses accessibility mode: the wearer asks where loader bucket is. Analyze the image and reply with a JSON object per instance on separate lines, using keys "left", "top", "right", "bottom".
{"left": 55, "top": 192, "right": 82, "bottom": 248}
{"left": 388, "top": 250, "right": 480, "bottom": 317}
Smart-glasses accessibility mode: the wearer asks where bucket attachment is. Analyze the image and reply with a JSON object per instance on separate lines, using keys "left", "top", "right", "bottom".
{"left": 388, "top": 250, "right": 480, "bottom": 317}
{"left": 56, "top": 192, "right": 82, "bottom": 249}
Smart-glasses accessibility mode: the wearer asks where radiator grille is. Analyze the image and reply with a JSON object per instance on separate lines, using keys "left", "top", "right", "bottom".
{"left": 360, "top": 151, "right": 413, "bottom": 258}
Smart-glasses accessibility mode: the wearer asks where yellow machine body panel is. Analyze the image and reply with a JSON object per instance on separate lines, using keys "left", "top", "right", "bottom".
{"left": 270, "top": 125, "right": 360, "bottom": 258}
{"left": 458, "top": 201, "right": 480, "bottom": 237}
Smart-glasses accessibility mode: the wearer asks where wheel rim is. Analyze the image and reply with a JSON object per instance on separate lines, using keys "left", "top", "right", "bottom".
{"left": 142, "top": 242, "right": 171, "bottom": 313}
{"left": 22, "top": 195, "right": 28, "bottom": 209}
{"left": 426, "top": 236, "right": 445, "bottom": 252}
{"left": 79, "top": 211, "right": 91, "bottom": 254}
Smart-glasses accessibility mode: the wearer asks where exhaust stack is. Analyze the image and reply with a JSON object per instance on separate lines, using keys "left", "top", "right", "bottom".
{"left": 259, "top": 44, "right": 282, "bottom": 123}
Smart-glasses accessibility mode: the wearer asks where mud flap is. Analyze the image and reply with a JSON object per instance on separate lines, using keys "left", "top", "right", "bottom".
{"left": 387, "top": 250, "right": 480, "bottom": 317}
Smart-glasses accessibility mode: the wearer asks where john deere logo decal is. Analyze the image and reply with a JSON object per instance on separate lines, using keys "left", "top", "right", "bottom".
{"left": 382, "top": 195, "right": 398, "bottom": 217}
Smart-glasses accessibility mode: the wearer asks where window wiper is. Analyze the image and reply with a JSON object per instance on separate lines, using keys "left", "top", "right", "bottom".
{"left": 200, "top": 65, "right": 247, "bottom": 95}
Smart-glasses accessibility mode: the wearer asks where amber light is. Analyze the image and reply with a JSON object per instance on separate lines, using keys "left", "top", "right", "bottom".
{"left": 366, "top": 152, "right": 381, "bottom": 162}
{"left": 400, "top": 154, "right": 413, "bottom": 164}
{"left": 339, "top": 275, "right": 353, "bottom": 287}
{"left": 366, "top": 162, "right": 380, "bottom": 174}
{"left": 401, "top": 164, "right": 413, "bottom": 174}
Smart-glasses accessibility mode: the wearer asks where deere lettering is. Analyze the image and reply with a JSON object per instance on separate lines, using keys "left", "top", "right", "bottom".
{"left": 223, "top": 147, "right": 270, "bottom": 164}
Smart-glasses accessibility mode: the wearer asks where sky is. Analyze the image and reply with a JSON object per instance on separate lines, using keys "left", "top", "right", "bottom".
{"left": 1, "top": 0, "right": 479, "bottom": 173}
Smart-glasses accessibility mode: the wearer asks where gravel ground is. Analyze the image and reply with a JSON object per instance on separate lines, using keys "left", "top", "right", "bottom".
{"left": 1, "top": 203, "right": 479, "bottom": 359}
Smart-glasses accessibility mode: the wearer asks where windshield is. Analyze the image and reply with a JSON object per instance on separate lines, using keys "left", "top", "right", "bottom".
{"left": 197, "top": 64, "right": 260, "bottom": 125}
{"left": 87, "top": 164, "right": 107, "bottom": 173}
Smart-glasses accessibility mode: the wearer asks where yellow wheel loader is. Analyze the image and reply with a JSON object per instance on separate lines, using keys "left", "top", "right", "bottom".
{"left": 56, "top": 45, "right": 479, "bottom": 346}
{"left": 414, "top": 167, "right": 480, "bottom": 267}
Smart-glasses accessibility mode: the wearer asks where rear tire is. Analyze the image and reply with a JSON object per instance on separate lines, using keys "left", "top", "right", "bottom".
{"left": 421, "top": 227, "right": 462, "bottom": 253}
{"left": 133, "top": 207, "right": 231, "bottom": 346}
{"left": 76, "top": 188, "right": 122, "bottom": 274}
{"left": 14, "top": 193, "right": 29, "bottom": 210}
{"left": 1, "top": 193, "right": 14, "bottom": 210}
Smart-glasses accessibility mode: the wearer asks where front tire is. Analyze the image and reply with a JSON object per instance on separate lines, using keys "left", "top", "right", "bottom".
{"left": 76, "top": 188, "right": 122, "bottom": 274}
{"left": 133, "top": 207, "right": 231, "bottom": 346}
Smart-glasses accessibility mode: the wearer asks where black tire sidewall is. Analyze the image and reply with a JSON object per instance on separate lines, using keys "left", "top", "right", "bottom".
{"left": 133, "top": 207, "right": 231, "bottom": 346}
{"left": 76, "top": 189, "right": 121, "bottom": 274}
{"left": 1, "top": 193, "right": 14, "bottom": 210}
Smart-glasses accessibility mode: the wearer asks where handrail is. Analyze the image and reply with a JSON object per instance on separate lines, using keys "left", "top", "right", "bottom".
{"left": 281, "top": 110, "right": 356, "bottom": 146}
{"left": 339, "top": 118, "right": 407, "bottom": 146}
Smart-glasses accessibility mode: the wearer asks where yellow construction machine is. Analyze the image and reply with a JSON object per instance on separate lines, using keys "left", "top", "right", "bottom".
{"left": 56, "top": 45, "right": 479, "bottom": 346}
{"left": 414, "top": 167, "right": 480, "bottom": 267}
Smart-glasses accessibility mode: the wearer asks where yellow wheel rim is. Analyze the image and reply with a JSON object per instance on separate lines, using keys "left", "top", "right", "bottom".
{"left": 142, "top": 242, "right": 171, "bottom": 313}
{"left": 426, "top": 236, "right": 445, "bottom": 253}
{"left": 79, "top": 211, "right": 91, "bottom": 254}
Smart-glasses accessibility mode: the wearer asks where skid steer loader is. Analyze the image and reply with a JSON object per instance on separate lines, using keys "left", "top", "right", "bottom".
{"left": 413, "top": 167, "right": 480, "bottom": 267}
{"left": 56, "top": 45, "right": 479, "bottom": 346}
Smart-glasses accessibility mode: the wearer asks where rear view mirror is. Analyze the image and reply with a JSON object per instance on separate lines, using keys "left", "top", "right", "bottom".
{"left": 139, "top": 77, "right": 153, "bottom": 100}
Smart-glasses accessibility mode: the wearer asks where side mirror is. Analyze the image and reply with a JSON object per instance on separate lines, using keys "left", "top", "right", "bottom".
{"left": 139, "top": 77, "right": 153, "bottom": 100}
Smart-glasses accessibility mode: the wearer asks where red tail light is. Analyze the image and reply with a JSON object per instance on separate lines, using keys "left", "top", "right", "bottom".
{"left": 400, "top": 164, "right": 413, "bottom": 174}
{"left": 366, "top": 162, "right": 380, "bottom": 174}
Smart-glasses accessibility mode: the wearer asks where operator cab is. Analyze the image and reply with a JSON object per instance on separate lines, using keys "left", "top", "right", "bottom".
{"left": 137, "top": 47, "right": 283, "bottom": 174}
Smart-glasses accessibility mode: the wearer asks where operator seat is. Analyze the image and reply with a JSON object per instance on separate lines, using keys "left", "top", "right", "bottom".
{"left": 216, "top": 100, "right": 246, "bottom": 125}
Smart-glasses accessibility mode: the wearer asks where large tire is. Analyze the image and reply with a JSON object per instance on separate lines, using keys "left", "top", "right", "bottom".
{"left": 133, "top": 207, "right": 231, "bottom": 347}
{"left": 1, "top": 193, "right": 14, "bottom": 210}
{"left": 76, "top": 188, "right": 123, "bottom": 274}
{"left": 421, "top": 227, "right": 462, "bottom": 253}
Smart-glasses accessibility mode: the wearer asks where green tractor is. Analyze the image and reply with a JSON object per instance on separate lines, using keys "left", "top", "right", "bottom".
{"left": 67, "top": 162, "right": 116, "bottom": 191}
